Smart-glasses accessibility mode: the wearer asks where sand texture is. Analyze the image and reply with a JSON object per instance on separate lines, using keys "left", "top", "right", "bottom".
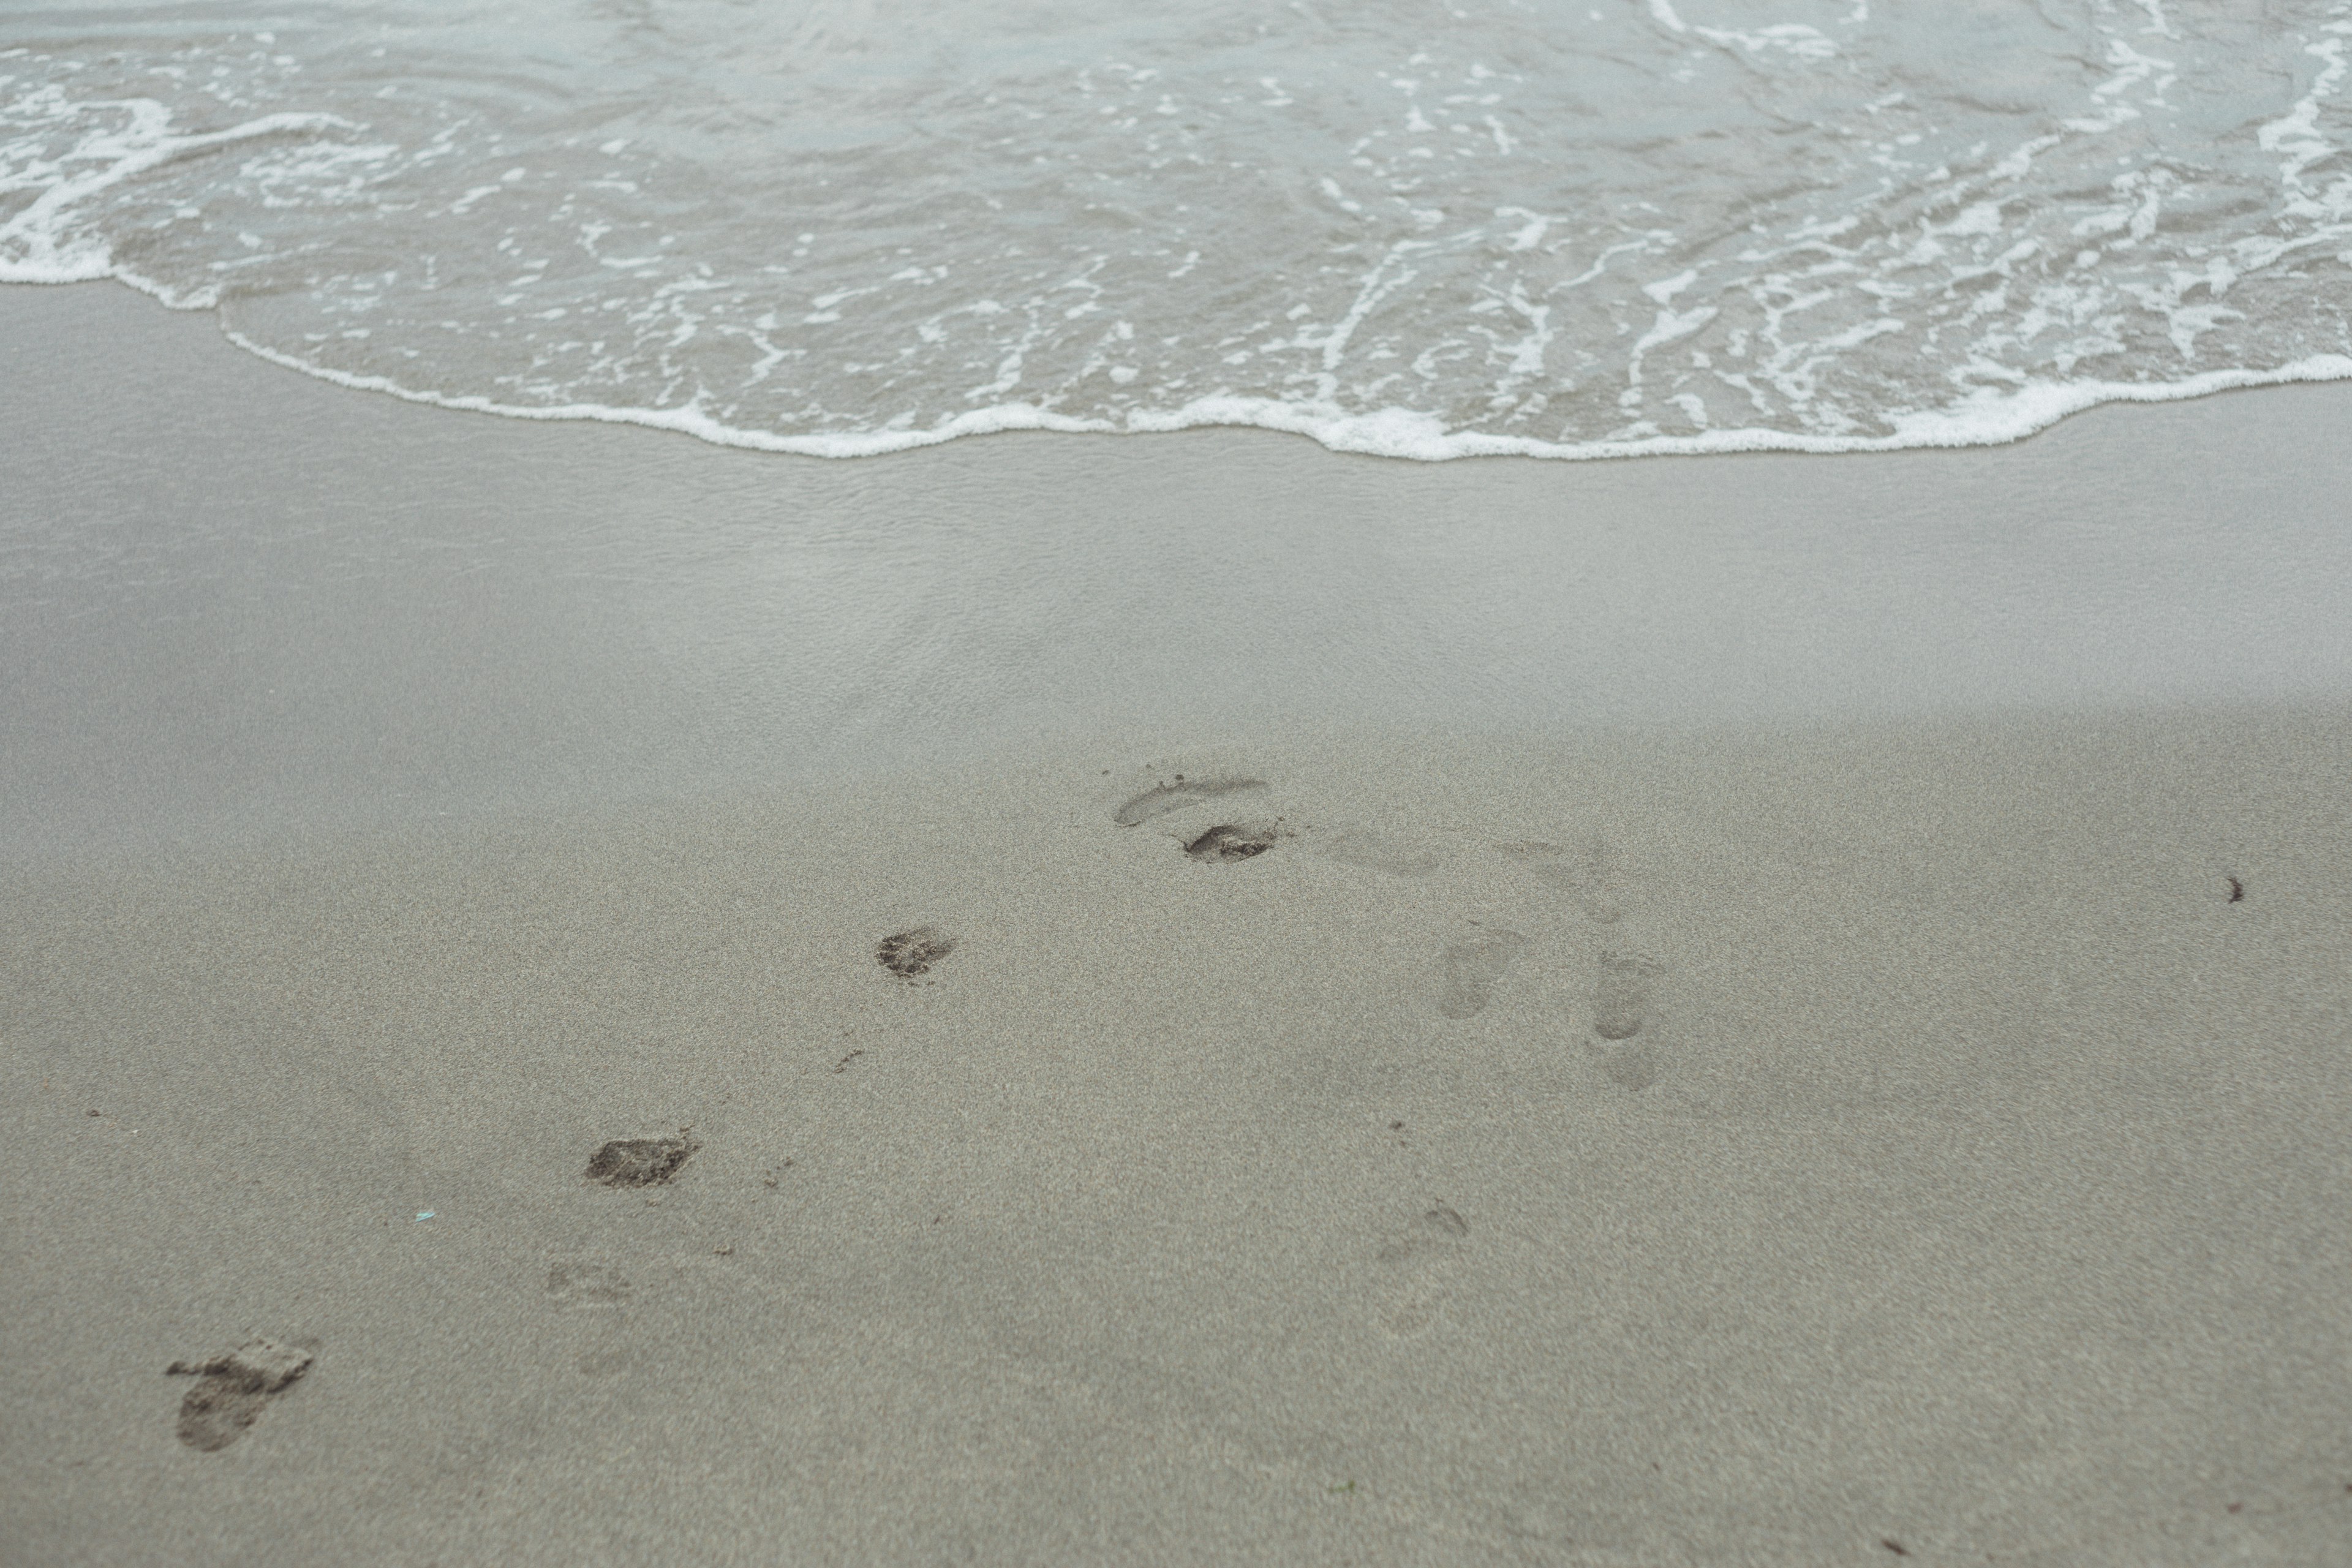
{"left": 7, "top": 722, "right": 2352, "bottom": 1566}
{"left": 4, "top": 284, "right": 2351, "bottom": 1564}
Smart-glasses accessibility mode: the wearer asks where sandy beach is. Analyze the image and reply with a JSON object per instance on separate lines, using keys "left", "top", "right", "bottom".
{"left": 4, "top": 282, "right": 2350, "bottom": 1566}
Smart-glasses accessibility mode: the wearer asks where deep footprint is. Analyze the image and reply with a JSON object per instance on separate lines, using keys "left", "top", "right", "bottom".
{"left": 585, "top": 1136, "right": 699, "bottom": 1188}
{"left": 1594, "top": 950, "right": 1664, "bottom": 1041}
{"left": 1184, "top": 822, "right": 1287, "bottom": 863}
{"left": 167, "top": 1339, "right": 314, "bottom": 1452}
{"left": 1436, "top": 929, "right": 1526, "bottom": 1019}
{"left": 1112, "top": 775, "right": 1268, "bottom": 826}
{"left": 876, "top": 926, "right": 955, "bottom": 978}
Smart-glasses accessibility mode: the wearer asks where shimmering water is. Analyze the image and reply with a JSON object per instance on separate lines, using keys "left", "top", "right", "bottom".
{"left": 6, "top": 1, "right": 2350, "bottom": 458}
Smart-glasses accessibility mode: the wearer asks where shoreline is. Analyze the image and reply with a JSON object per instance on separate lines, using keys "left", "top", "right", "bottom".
{"left": 202, "top": 295, "right": 2352, "bottom": 464}
{"left": 9, "top": 281, "right": 2352, "bottom": 859}
{"left": 7, "top": 267, "right": 2351, "bottom": 461}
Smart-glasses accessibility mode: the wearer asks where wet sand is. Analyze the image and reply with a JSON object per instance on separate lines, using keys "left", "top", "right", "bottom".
{"left": 4, "top": 283, "right": 2351, "bottom": 1566}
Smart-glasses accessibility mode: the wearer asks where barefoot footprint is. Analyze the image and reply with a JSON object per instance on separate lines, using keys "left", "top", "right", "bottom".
{"left": 1436, "top": 929, "right": 1526, "bottom": 1019}
{"left": 1112, "top": 775, "right": 1268, "bottom": 827}
{"left": 1590, "top": 949, "right": 1665, "bottom": 1090}
{"left": 546, "top": 1259, "right": 632, "bottom": 1310}
{"left": 1500, "top": 839, "right": 1627, "bottom": 924}
{"left": 1374, "top": 1202, "right": 1471, "bottom": 1338}
{"left": 167, "top": 1339, "right": 315, "bottom": 1452}
{"left": 1314, "top": 827, "right": 1446, "bottom": 878}
{"left": 1593, "top": 950, "right": 1662, "bottom": 1040}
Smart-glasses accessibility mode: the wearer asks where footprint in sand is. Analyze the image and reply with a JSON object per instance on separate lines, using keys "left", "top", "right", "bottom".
{"left": 1593, "top": 1038, "right": 1659, "bottom": 1091}
{"left": 1589, "top": 949, "right": 1666, "bottom": 1090}
{"left": 1313, "top": 827, "right": 1447, "bottom": 878}
{"left": 576, "top": 1346, "right": 633, "bottom": 1378}
{"left": 585, "top": 1136, "right": 699, "bottom": 1188}
{"left": 1593, "top": 949, "right": 1662, "bottom": 1040}
{"left": 546, "top": 1261, "right": 634, "bottom": 1377}
{"left": 1183, "top": 821, "right": 1291, "bottom": 863}
{"left": 1435, "top": 928, "right": 1526, "bottom": 1019}
{"left": 1374, "top": 1202, "right": 1471, "bottom": 1338}
{"left": 167, "top": 1339, "right": 315, "bottom": 1452}
{"left": 876, "top": 926, "right": 955, "bottom": 978}
{"left": 546, "top": 1259, "right": 632, "bottom": 1310}
{"left": 1112, "top": 774, "right": 1270, "bottom": 827}
{"left": 1500, "top": 839, "right": 1627, "bottom": 924}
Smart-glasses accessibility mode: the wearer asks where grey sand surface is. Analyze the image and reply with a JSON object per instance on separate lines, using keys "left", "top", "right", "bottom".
{"left": 4, "top": 282, "right": 2351, "bottom": 1566}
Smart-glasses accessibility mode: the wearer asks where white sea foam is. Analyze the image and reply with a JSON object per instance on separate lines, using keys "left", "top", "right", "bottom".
{"left": 0, "top": 92, "right": 354, "bottom": 292}
{"left": 212, "top": 321, "right": 2352, "bottom": 463}
{"left": 6, "top": 1, "right": 2352, "bottom": 461}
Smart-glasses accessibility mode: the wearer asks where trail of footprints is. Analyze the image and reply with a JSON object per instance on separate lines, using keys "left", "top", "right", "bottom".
{"left": 1105, "top": 766, "right": 1670, "bottom": 1058}
{"left": 162, "top": 760, "right": 1672, "bottom": 1448}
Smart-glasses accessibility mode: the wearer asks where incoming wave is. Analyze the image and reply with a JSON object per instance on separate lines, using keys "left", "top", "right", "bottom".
{"left": 6, "top": 1, "right": 2351, "bottom": 460}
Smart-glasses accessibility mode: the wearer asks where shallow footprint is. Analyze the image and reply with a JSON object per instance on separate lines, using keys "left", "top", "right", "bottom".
{"left": 1588, "top": 949, "right": 1666, "bottom": 1091}
{"left": 1374, "top": 1202, "right": 1471, "bottom": 1338}
{"left": 1593, "top": 949, "right": 1664, "bottom": 1041}
{"left": 1314, "top": 827, "right": 1446, "bottom": 878}
{"left": 1183, "top": 821, "right": 1289, "bottom": 863}
{"left": 1590, "top": 1039, "right": 1660, "bottom": 1092}
{"left": 1112, "top": 775, "right": 1268, "bottom": 827}
{"left": 576, "top": 1346, "right": 633, "bottom": 1378}
{"left": 1435, "top": 929, "right": 1526, "bottom": 1019}
{"left": 167, "top": 1338, "right": 315, "bottom": 1452}
{"left": 586, "top": 1136, "right": 699, "bottom": 1188}
{"left": 546, "top": 1259, "right": 631, "bottom": 1310}
{"left": 876, "top": 926, "right": 955, "bottom": 978}
{"left": 1501, "top": 839, "right": 1628, "bottom": 924}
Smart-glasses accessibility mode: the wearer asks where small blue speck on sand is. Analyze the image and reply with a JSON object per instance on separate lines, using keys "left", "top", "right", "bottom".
{"left": 414, "top": 1211, "right": 435, "bottom": 1222}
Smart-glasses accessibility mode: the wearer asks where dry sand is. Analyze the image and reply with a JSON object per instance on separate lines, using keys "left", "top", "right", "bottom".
{"left": 4, "top": 284, "right": 2350, "bottom": 1566}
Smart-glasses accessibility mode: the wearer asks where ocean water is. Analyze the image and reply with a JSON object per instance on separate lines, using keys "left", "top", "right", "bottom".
{"left": 5, "top": 1, "right": 2350, "bottom": 460}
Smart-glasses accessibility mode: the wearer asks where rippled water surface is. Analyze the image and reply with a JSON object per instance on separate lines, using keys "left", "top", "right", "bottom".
{"left": 6, "top": 1, "right": 2351, "bottom": 456}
